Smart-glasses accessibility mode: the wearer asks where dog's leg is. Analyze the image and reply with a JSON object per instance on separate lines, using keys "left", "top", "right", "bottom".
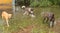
{"left": 23, "top": 11, "right": 27, "bottom": 15}
{"left": 6, "top": 19, "right": 9, "bottom": 27}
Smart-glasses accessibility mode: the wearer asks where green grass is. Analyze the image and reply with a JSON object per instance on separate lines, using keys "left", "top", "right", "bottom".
{"left": 0, "top": 7, "right": 60, "bottom": 33}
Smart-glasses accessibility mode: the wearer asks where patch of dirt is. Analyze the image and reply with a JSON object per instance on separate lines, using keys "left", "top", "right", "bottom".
{"left": 54, "top": 19, "right": 60, "bottom": 33}
{"left": 14, "top": 25, "right": 34, "bottom": 33}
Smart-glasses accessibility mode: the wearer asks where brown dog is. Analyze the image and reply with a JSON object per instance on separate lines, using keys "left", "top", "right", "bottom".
{"left": 2, "top": 11, "right": 12, "bottom": 27}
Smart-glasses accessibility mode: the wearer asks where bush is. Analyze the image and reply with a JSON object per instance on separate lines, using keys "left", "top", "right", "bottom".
{"left": 30, "top": 1, "right": 40, "bottom": 7}
{"left": 30, "top": 0, "right": 52, "bottom": 7}
{"left": 39, "top": 0, "right": 52, "bottom": 7}
{"left": 16, "top": 0, "right": 60, "bottom": 7}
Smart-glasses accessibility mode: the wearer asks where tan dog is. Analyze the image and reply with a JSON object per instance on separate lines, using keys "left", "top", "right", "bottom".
{"left": 2, "top": 11, "right": 12, "bottom": 27}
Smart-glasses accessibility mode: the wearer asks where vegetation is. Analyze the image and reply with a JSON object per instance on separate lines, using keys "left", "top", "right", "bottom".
{"left": 0, "top": 0, "right": 60, "bottom": 33}
{"left": 0, "top": 7, "right": 59, "bottom": 33}
{"left": 15, "top": 0, "right": 60, "bottom": 7}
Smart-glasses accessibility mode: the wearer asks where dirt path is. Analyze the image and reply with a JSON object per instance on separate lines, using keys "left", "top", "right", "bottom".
{"left": 13, "top": 25, "right": 34, "bottom": 33}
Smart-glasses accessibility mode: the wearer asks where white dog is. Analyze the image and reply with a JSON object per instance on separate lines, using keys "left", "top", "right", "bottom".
{"left": 22, "top": 6, "right": 35, "bottom": 18}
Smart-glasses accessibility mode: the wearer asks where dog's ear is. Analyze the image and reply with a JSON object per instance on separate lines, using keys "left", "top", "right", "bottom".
{"left": 31, "top": 8, "right": 34, "bottom": 11}
{"left": 29, "top": 8, "right": 34, "bottom": 11}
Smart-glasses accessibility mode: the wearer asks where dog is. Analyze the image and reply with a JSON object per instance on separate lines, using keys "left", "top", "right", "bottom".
{"left": 22, "top": 6, "right": 35, "bottom": 18}
{"left": 41, "top": 12, "right": 55, "bottom": 27}
{"left": 2, "top": 11, "right": 12, "bottom": 27}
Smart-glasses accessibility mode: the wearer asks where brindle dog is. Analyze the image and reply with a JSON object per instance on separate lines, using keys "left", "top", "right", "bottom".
{"left": 41, "top": 12, "right": 55, "bottom": 28}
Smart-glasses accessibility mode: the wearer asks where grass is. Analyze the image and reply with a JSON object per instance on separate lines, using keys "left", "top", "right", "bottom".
{"left": 0, "top": 7, "right": 60, "bottom": 33}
